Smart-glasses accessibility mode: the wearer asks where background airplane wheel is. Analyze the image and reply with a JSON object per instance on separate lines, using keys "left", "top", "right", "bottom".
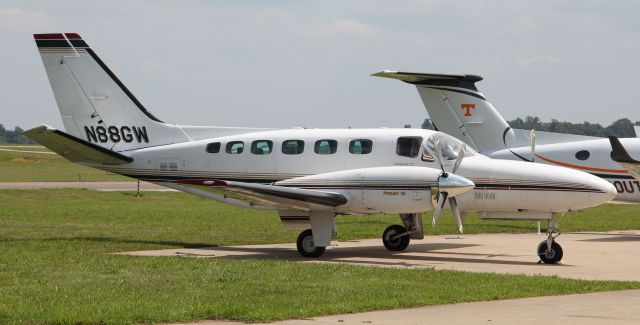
{"left": 296, "top": 229, "right": 326, "bottom": 258}
{"left": 382, "top": 225, "right": 410, "bottom": 251}
{"left": 538, "top": 241, "right": 563, "bottom": 264}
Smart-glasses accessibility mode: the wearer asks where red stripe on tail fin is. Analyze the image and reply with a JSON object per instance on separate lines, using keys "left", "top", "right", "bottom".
{"left": 34, "top": 33, "right": 65, "bottom": 40}
{"left": 64, "top": 33, "right": 83, "bottom": 40}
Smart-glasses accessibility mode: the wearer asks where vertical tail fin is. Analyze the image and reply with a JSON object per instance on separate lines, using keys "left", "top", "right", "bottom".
{"left": 372, "top": 71, "right": 514, "bottom": 154}
{"left": 34, "top": 33, "right": 189, "bottom": 151}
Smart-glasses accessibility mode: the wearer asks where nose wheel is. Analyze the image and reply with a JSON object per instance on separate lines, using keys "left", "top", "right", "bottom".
{"left": 537, "top": 219, "right": 563, "bottom": 264}
{"left": 382, "top": 225, "right": 410, "bottom": 251}
{"left": 538, "top": 240, "right": 563, "bottom": 264}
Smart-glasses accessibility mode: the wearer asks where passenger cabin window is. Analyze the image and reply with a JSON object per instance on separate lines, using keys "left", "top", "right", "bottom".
{"left": 349, "top": 139, "right": 373, "bottom": 154}
{"left": 575, "top": 150, "right": 590, "bottom": 161}
{"left": 396, "top": 137, "right": 422, "bottom": 158}
{"left": 226, "top": 141, "right": 244, "bottom": 154}
{"left": 206, "top": 142, "right": 221, "bottom": 153}
{"left": 251, "top": 140, "right": 273, "bottom": 155}
{"left": 282, "top": 140, "right": 304, "bottom": 155}
{"left": 314, "top": 139, "right": 337, "bottom": 154}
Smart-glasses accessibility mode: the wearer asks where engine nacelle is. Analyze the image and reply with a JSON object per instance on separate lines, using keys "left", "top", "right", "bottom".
{"left": 277, "top": 166, "right": 441, "bottom": 214}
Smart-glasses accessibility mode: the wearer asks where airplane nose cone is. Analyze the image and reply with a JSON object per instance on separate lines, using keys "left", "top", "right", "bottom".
{"left": 438, "top": 173, "right": 475, "bottom": 197}
{"left": 590, "top": 177, "right": 618, "bottom": 205}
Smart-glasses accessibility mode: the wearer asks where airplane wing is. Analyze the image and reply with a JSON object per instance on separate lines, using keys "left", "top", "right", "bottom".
{"left": 176, "top": 179, "right": 347, "bottom": 211}
{"left": 23, "top": 125, "right": 133, "bottom": 165}
{"left": 609, "top": 136, "right": 640, "bottom": 181}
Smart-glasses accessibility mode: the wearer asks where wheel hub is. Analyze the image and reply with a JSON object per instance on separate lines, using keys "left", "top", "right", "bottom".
{"left": 543, "top": 248, "right": 556, "bottom": 259}
{"left": 385, "top": 230, "right": 400, "bottom": 245}
{"left": 302, "top": 236, "right": 315, "bottom": 252}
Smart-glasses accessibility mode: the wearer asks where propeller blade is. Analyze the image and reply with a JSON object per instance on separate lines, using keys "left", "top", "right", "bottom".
{"left": 452, "top": 144, "right": 466, "bottom": 174}
{"left": 449, "top": 197, "right": 464, "bottom": 234}
{"left": 432, "top": 192, "right": 448, "bottom": 228}
{"left": 530, "top": 129, "right": 536, "bottom": 162}
{"left": 434, "top": 139, "right": 445, "bottom": 174}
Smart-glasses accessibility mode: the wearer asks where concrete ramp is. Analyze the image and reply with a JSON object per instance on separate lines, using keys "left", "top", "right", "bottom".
{"left": 120, "top": 231, "right": 640, "bottom": 281}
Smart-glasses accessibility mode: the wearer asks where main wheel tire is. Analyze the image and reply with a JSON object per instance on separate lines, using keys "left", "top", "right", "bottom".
{"left": 296, "top": 229, "right": 326, "bottom": 258}
{"left": 538, "top": 241, "right": 563, "bottom": 264}
{"left": 382, "top": 225, "right": 410, "bottom": 251}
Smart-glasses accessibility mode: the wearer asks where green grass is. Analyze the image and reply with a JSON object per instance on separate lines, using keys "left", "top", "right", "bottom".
{"left": 1, "top": 189, "right": 639, "bottom": 324}
{"left": 0, "top": 146, "right": 130, "bottom": 182}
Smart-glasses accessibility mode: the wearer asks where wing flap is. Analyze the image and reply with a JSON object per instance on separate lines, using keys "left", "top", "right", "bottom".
{"left": 23, "top": 125, "right": 133, "bottom": 165}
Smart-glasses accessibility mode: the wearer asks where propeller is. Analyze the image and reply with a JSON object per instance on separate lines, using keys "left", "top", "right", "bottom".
{"left": 430, "top": 142, "right": 473, "bottom": 233}
{"left": 530, "top": 129, "right": 536, "bottom": 162}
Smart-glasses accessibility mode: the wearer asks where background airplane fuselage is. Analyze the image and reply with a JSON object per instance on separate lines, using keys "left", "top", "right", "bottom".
{"left": 491, "top": 137, "right": 640, "bottom": 202}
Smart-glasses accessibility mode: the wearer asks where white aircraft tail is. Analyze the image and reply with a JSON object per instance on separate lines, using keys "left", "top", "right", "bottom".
{"left": 373, "top": 71, "right": 515, "bottom": 154}
{"left": 34, "top": 33, "right": 191, "bottom": 152}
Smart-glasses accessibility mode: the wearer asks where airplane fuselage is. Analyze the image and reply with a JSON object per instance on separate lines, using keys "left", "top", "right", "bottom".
{"left": 92, "top": 128, "right": 614, "bottom": 217}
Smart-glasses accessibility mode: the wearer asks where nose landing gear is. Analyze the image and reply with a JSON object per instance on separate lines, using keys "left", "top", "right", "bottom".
{"left": 537, "top": 219, "right": 563, "bottom": 264}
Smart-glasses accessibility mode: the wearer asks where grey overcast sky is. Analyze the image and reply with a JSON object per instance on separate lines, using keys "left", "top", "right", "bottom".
{"left": 1, "top": 0, "right": 639, "bottom": 130}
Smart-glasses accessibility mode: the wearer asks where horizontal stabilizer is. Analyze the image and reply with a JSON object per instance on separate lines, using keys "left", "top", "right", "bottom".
{"left": 372, "top": 70, "right": 483, "bottom": 88}
{"left": 23, "top": 125, "right": 133, "bottom": 165}
{"left": 609, "top": 136, "right": 640, "bottom": 181}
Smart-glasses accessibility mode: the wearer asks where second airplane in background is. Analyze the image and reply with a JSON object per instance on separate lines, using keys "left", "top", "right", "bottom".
{"left": 374, "top": 71, "right": 640, "bottom": 202}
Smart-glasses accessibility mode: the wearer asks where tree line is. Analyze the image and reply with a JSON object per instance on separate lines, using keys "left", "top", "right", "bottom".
{"left": 0, "top": 125, "right": 36, "bottom": 144}
{"left": 2, "top": 117, "right": 639, "bottom": 144}
{"left": 421, "top": 117, "right": 639, "bottom": 138}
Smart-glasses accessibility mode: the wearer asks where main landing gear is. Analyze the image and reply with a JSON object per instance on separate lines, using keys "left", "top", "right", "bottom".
{"left": 294, "top": 213, "right": 424, "bottom": 257}
{"left": 296, "top": 229, "right": 326, "bottom": 257}
{"left": 537, "top": 219, "right": 563, "bottom": 264}
{"left": 382, "top": 225, "right": 411, "bottom": 251}
{"left": 381, "top": 213, "right": 423, "bottom": 252}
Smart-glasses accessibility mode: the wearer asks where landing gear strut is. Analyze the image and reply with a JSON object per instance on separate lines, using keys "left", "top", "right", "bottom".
{"left": 296, "top": 229, "right": 326, "bottom": 258}
{"left": 537, "top": 219, "right": 563, "bottom": 264}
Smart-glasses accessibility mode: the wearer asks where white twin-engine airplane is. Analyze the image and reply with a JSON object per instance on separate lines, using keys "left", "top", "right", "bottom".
{"left": 374, "top": 71, "right": 640, "bottom": 203}
{"left": 24, "top": 33, "right": 616, "bottom": 264}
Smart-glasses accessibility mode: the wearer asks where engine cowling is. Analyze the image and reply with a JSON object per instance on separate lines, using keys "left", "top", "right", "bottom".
{"left": 276, "top": 166, "right": 474, "bottom": 214}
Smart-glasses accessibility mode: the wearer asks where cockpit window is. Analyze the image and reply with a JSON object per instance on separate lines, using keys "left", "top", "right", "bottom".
{"left": 423, "top": 133, "right": 475, "bottom": 162}
{"left": 421, "top": 149, "right": 435, "bottom": 162}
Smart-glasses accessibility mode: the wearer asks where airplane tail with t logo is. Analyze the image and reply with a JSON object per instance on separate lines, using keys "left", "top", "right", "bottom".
{"left": 372, "top": 71, "right": 516, "bottom": 155}
{"left": 33, "top": 33, "right": 191, "bottom": 152}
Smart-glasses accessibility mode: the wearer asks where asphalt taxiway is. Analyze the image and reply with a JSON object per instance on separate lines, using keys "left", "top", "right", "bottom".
{"left": 139, "top": 231, "right": 640, "bottom": 325}
{"left": 122, "top": 231, "right": 640, "bottom": 281}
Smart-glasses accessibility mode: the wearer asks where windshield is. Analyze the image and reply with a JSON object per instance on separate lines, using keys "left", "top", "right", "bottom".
{"left": 422, "top": 132, "right": 476, "bottom": 163}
